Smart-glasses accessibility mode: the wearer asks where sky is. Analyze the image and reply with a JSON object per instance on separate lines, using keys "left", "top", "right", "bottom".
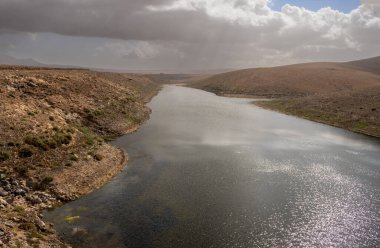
{"left": 271, "top": 0, "right": 360, "bottom": 13}
{"left": 0, "top": 0, "right": 379, "bottom": 72}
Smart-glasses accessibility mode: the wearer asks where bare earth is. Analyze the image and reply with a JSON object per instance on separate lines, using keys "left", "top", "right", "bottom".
{"left": 189, "top": 56, "right": 380, "bottom": 137}
{"left": 0, "top": 66, "right": 160, "bottom": 247}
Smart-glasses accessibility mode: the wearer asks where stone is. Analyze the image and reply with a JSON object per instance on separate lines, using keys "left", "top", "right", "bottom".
{"left": 26, "top": 195, "right": 42, "bottom": 204}
{"left": 36, "top": 219, "right": 46, "bottom": 231}
{"left": 3, "top": 185, "right": 11, "bottom": 192}
{"left": 14, "top": 188, "right": 26, "bottom": 196}
{"left": 0, "top": 188, "right": 8, "bottom": 197}
{"left": 0, "top": 197, "right": 7, "bottom": 205}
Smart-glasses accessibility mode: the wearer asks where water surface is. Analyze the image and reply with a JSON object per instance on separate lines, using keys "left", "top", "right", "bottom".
{"left": 45, "top": 86, "right": 380, "bottom": 247}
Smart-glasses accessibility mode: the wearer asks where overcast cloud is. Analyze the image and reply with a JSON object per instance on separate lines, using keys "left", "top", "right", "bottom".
{"left": 0, "top": 0, "right": 379, "bottom": 71}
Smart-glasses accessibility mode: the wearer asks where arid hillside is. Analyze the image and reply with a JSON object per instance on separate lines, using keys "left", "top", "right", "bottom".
{"left": 0, "top": 66, "right": 159, "bottom": 247}
{"left": 344, "top": 56, "right": 380, "bottom": 75}
{"left": 188, "top": 57, "right": 380, "bottom": 137}
{"left": 190, "top": 57, "right": 380, "bottom": 98}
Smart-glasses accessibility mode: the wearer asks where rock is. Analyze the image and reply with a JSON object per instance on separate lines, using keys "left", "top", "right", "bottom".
{"left": 10, "top": 180, "right": 19, "bottom": 187}
{"left": 4, "top": 222, "right": 15, "bottom": 228}
{"left": 3, "top": 185, "right": 11, "bottom": 192}
{"left": 13, "top": 188, "right": 26, "bottom": 196}
{"left": 26, "top": 195, "right": 42, "bottom": 204}
{"left": 0, "top": 188, "right": 8, "bottom": 197}
{"left": 36, "top": 219, "right": 46, "bottom": 231}
{"left": 0, "top": 230, "right": 4, "bottom": 236}
{"left": 26, "top": 81, "right": 37, "bottom": 87}
{"left": 0, "top": 197, "right": 7, "bottom": 206}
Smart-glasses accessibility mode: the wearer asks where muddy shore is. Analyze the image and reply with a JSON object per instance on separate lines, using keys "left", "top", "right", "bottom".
{"left": 0, "top": 66, "right": 160, "bottom": 247}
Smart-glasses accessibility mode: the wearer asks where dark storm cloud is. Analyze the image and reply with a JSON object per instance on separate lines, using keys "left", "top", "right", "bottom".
{"left": 0, "top": 0, "right": 277, "bottom": 43}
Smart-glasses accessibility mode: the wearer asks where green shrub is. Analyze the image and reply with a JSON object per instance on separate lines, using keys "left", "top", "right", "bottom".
{"left": 7, "top": 141, "right": 15, "bottom": 147}
{"left": 15, "top": 165, "right": 28, "bottom": 176}
{"left": 0, "top": 151, "right": 10, "bottom": 161}
{"left": 24, "top": 132, "right": 72, "bottom": 151}
{"left": 69, "top": 155, "right": 79, "bottom": 161}
{"left": 19, "top": 147, "right": 34, "bottom": 158}
{"left": 24, "top": 136, "right": 49, "bottom": 151}
{"left": 52, "top": 132, "right": 72, "bottom": 145}
{"left": 18, "top": 222, "right": 36, "bottom": 232}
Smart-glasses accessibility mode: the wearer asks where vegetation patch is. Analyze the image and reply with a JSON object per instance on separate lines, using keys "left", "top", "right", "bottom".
{"left": 24, "top": 131, "right": 72, "bottom": 151}
{"left": 352, "top": 122, "right": 369, "bottom": 129}
{"left": 19, "top": 147, "right": 34, "bottom": 158}
{"left": 0, "top": 151, "right": 10, "bottom": 161}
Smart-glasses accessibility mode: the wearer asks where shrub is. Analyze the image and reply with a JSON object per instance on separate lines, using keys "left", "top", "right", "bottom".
{"left": 69, "top": 155, "right": 79, "bottom": 161}
{"left": 52, "top": 132, "right": 72, "bottom": 145}
{"left": 42, "top": 176, "right": 53, "bottom": 184}
{"left": 0, "top": 151, "right": 10, "bottom": 161}
{"left": 15, "top": 165, "right": 28, "bottom": 176}
{"left": 19, "top": 222, "right": 36, "bottom": 232}
{"left": 94, "top": 153, "right": 103, "bottom": 161}
{"left": 19, "top": 147, "right": 34, "bottom": 158}
{"left": 7, "top": 141, "right": 15, "bottom": 147}
{"left": 24, "top": 136, "right": 49, "bottom": 151}
{"left": 25, "top": 132, "right": 72, "bottom": 151}
{"left": 38, "top": 176, "right": 54, "bottom": 190}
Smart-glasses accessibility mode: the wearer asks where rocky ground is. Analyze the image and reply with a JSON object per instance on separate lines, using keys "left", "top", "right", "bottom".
{"left": 0, "top": 66, "right": 160, "bottom": 247}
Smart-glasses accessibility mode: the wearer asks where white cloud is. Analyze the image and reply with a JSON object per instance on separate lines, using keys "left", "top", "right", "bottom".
{"left": 0, "top": 0, "right": 379, "bottom": 69}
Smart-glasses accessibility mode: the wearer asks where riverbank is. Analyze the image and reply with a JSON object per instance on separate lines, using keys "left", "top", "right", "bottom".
{"left": 255, "top": 90, "right": 380, "bottom": 138}
{"left": 0, "top": 66, "right": 160, "bottom": 247}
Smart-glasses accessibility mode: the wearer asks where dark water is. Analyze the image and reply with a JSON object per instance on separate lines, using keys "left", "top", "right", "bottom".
{"left": 45, "top": 86, "right": 380, "bottom": 248}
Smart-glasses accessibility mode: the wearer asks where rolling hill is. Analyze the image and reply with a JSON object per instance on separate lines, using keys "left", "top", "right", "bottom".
{"left": 188, "top": 56, "right": 380, "bottom": 137}
{"left": 189, "top": 57, "right": 380, "bottom": 98}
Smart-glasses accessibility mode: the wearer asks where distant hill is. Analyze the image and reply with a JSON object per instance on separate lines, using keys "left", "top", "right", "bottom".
{"left": 344, "top": 56, "right": 380, "bottom": 75}
{"left": 0, "top": 54, "right": 84, "bottom": 69}
{"left": 188, "top": 56, "right": 380, "bottom": 98}
{"left": 0, "top": 54, "right": 47, "bottom": 67}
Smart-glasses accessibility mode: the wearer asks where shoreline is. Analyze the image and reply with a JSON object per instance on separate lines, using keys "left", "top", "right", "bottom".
{"left": 255, "top": 101, "right": 380, "bottom": 139}
{"left": 189, "top": 87, "right": 380, "bottom": 139}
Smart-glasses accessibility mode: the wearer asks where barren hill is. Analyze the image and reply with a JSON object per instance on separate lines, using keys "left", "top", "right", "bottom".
{"left": 344, "top": 56, "right": 380, "bottom": 75}
{"left": 188, "top": 56, "right": 380, "bottom": 137}
{"left": 189, "top": 58, "right": 380, "bottom": 98}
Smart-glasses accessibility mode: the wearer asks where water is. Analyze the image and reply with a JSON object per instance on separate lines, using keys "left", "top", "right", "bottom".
{"left": 45, "top": 85, "right": 380, "bottom": 247}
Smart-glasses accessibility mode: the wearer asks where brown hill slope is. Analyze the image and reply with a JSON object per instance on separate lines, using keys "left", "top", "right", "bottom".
{"left": 344, "top": 56, "right": 380, "bottom": 75}
{"left": 188, "top": 57, "right": 380, "bottom": 137}
{"left": 190, "top": 59, "right": 380, "bottom": 98}
{"left": 0, "top": 66, "right": 159, "bottom": 247}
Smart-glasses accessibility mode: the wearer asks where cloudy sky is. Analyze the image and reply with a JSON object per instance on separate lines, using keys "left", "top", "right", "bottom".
{"left": 0, "top": 0, "right": 379, "bottom": 72}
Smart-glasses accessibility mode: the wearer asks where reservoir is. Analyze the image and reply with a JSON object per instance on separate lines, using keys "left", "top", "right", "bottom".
{"left": 45, "top": 85, "right": 380, "bottom": 247}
